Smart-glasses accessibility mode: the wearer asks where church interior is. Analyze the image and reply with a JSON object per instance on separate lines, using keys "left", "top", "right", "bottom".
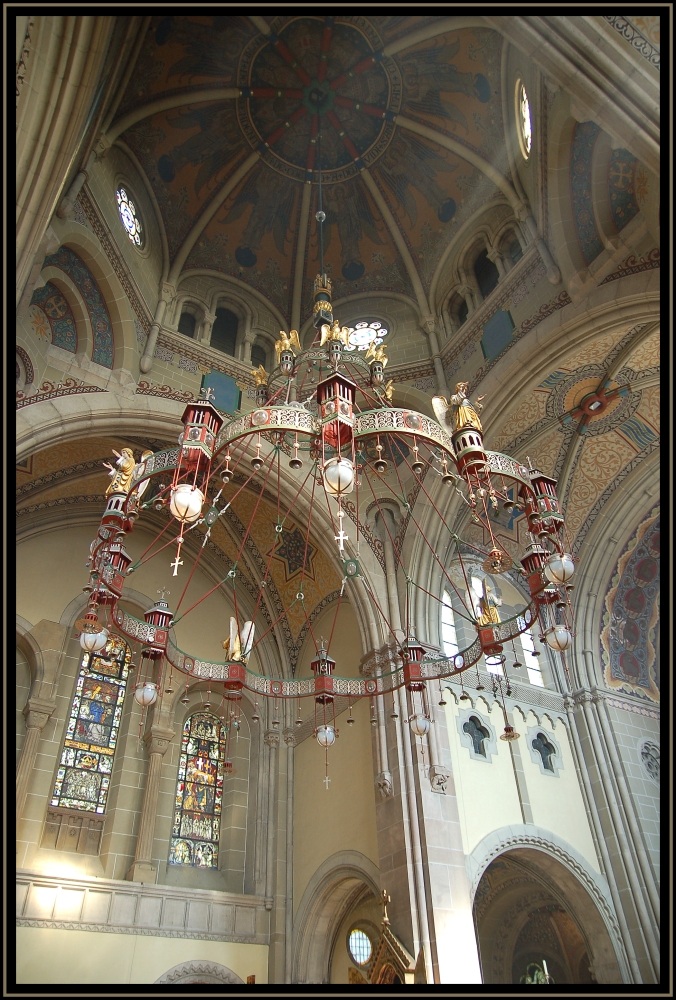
{"left": 14, "top": 14, "right": 661, "bottom": 988}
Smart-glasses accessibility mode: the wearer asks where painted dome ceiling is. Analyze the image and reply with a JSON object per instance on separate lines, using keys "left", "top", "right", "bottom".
{"left": 112, "top": 14, "right": 505, "bottom": 318}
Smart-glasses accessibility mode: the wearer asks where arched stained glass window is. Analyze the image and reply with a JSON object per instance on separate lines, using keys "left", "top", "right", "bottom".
{"left": 169, "top": 713, "right": 229, "bottom": 868}
{"left": 51, "top": 635, "right": 131, "bottom": 813}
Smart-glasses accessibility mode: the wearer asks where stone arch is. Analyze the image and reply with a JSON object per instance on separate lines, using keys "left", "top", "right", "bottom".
{"left": 293, "top": 851, "right": 381, "bottom": 983}
{"left": 16, "top": 621, "right": 45, "bottom": 690}
{"left": 155, "top": 960, "right": 244, "bottom": 985}
{"left": 468, "top": 825, "right": 629, "bottom": 984}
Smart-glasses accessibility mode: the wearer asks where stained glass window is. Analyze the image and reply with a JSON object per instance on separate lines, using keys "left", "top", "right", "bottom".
{"left": 116, "top": 186, "right": 144, "bottom": 247}
{"left": 345, "top": 320, "right": 388, "bottom": 352}
{"left": 517, "top": 81, "right": 532, "bottom": 160}
{"left": 169, "top": 713, "right": 229, "bottom": 868}
{"left": 51, "top": 635, "right": 131, "bottom": 813}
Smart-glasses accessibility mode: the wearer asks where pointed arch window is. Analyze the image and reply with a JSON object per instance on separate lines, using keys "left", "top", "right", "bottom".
{"left": 441, "top": 589, "right": 459, "bottom": 656}
{"left": 169, "top": 713, "right": 229, "bottom": 868}
{"left": 50, "top": 635, "right": 131, "bottom": 813}
{"left": 463, "top": 715, "right": 490, "bottom": 757}
{"left": 532, "top": 731, "right": 556, "bottom": 771}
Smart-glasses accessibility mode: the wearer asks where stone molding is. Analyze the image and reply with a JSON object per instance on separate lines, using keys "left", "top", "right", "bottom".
{"left": 155, "top": 961, "right": 244, "bottom": 984}
{"left": 16, "top": 870, "right": 269, "bottom": 945}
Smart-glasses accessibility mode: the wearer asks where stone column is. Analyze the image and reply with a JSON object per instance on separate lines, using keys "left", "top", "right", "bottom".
{"left": 199, "top": 310, "right": 216, "bottom": 346}
{"left": 240, "top": 328, "right": 255, "bottom": 365}
{"left": 457, "top": 270, "right": 479, "bottom": 313}
{"left": 517, "top": 206, "right": 561, "bottom": 284}
{"left": 17, "top": 697, "right": 56, "bottom": 818}
{"left": 487, "top": 247, "right": 507, "bottom": 279}
{"left": 421, "top": 316, "right": 448, "bottom": 399}
{"left": 283, "top": 728, "right": 297, "bottom": 983}
{"left": 126, "top": 723, "right": 175, "bottom": 883}
{"left": 140, "top": 282, "right": 175, "bottom": 373}
{"left": 264, "top": 728, "right": 284, "bottom": 981}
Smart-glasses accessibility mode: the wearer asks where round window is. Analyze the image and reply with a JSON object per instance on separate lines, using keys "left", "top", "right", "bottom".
{"left": 516, "top": 80, "right": 532, "bottom": 160}
{"left": 345, "top": 320, "right": 388, "bottom": 352}
{"left": 116, "top": 186, "right": 144, "bottom": 247}
{"left": 347, "top": 927, "right": 373, "bottom": 966}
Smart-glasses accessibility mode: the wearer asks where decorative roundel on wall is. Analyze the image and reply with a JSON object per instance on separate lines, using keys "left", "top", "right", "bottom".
{"left": 116, "top": 186, "right": 144, "bottom": 247}
{"left": 516, "top": 80, "right": 532, "bottom": 160}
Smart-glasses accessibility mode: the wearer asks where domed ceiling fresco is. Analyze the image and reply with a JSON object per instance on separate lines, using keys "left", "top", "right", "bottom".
{"left": 110, "top": 15, "right": 505, "bottom": 319}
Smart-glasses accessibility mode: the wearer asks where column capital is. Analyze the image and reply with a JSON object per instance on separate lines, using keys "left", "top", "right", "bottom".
{"left": 282, "top": 728, "right": 297, "bottom": 748}
{"left": 421, "top": 315, "right": 437, "bottom": 337}
{"left": 264, "top": 730, "right": 280, "bottom": 749}
{"left": 143, "top": 724, "right": 175, "bottom": 756}
{"left": 23, "top": 697, "right": 56, "bottom": 730}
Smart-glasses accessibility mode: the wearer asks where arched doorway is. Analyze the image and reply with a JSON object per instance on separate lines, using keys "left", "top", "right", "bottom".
{"left": 473, "top": 846, "right": 624, "bottom": 984}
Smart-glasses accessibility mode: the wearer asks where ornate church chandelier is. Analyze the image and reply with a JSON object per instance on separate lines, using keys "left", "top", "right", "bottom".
{"left": 76, "top": 266, "right": 575, "bottom": 748}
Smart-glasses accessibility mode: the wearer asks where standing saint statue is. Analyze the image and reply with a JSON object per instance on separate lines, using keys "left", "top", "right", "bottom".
{"left": 476, "top": 579, "right": 501, "bottom": 626}
{"left": 449, "top": 381, "right": 484, "bottom": 432}
{"left": 432, "top": 382, "right": 484, "bottom": 433}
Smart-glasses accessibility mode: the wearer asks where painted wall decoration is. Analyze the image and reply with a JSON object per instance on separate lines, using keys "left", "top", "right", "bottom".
{"left": 601, "top": 511, "right": 659, "bottom": 701}
{"left": 29, "top": 283, "right": 77, "bottom": 353}
{"left": 41, "top": 246, "right": 114, "bottom": 368}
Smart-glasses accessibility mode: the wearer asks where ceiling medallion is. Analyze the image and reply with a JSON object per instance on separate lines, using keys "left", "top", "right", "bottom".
{"left": 237, "top": 16, "right": 401, "bottom": 183}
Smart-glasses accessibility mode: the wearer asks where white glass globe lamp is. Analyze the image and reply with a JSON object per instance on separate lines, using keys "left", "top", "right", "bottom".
{"left": 315, "top": 724, "right": 337, "bottom": 748}
{"left": 544, "top": 552, "right": 575, "bottom": 585}
{"left": 169, "top": 484, "right": 204, "bottom": 524}
{"left": 322, "top": 458, "right": 354, "bottom": 495}
{"left": 134, "top": 680, "right": 158, "bottom": 707}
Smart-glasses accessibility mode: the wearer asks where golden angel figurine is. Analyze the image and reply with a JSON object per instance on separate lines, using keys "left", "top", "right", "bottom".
{"left": 383, "top": 379, "right": 394, "bottom": 403}
{"left": 104, "top": 447, "right": 153, "bottom": 498}
{"left": 274, "top": 328, "right": 302, "bottom": 365}
{"left": 103, "top": 448, "right": 137, "bottom": 495}
{"left": 222, "top": 617, "right": 255, "bottom": 663}
{"left": 432, "top": 381, "right": 484, "bottom": 433}
{"left": 365, "top": 341, "right": 388, "bottom": 366}
{"left": 251, "top": 364, "right": 268, "bottom": 386}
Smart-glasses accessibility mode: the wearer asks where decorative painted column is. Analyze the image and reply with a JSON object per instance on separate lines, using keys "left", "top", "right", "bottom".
{"left": 140, "top": 283, "right": 175, "bottom": 373}
{"left": 17, "top": 697, "right": 56, "bottom": 819}
{"left": 126, "top": 723, "right": 175, "bottom": 883}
